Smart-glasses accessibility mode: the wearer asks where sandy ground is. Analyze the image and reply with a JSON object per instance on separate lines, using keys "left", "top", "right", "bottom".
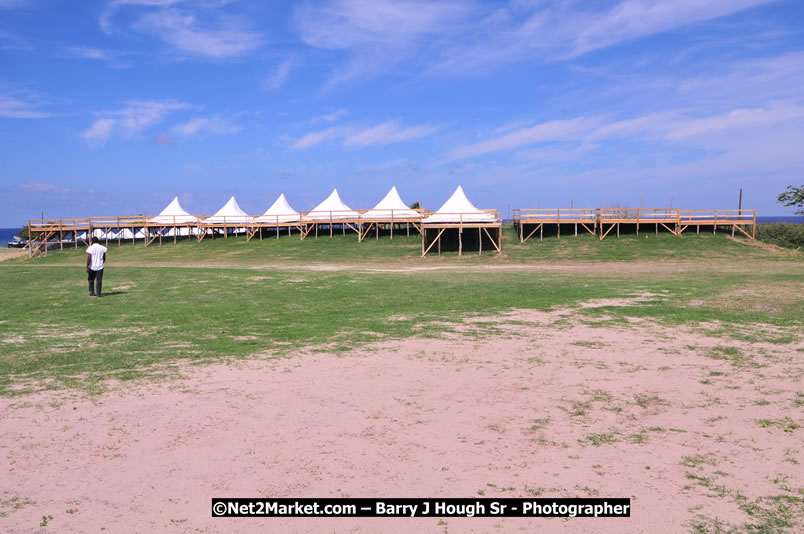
{"left": 1, "top": 310, "right": 802, "bottom": 533}
{"left": 0, "top": 249, "right": 26, "bottom": 262}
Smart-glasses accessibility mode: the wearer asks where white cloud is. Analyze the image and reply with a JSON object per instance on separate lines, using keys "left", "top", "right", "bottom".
{"left": 292, "top": 127, "right": 339, "bottom": 149}
{"left": 173, "top": 116, "right": 241, "bottom": 137}
{"left": 100, "top": 0, "right": 183, "bottom": 34}
{"left": 296, "top": 0, "right": 470, "bottom": 49}
{"left": 17, "top": 183, "right": 77, "bottom": 194}
{"left": 344, "top": 121, "right": 441, "bottom": 147}
{"left": 295, "top": 0, "right": 471, "bottom": 86}
{"left": 448, "top": 117, "right": 599, "bottom": 160}
{"left": 292, "top": 120, "right": 441, "bottom": 149}
{"left": 63, "top": 46, "right": 131, "bottom": 68}
{"left": 81, "top": 99, "right": 190, "bottom": 145}
{"left": 447, "top": 100, "right": 804, "bottom": 161}
{"left": 666, "top": 102, "right": 804, "bottom": 140}
{"left": 262, "top": 59, "right": 294, "bottom": 90}
{"left": 133, "top": 7, "right": 262, "bottom": 58}
{"left": 0, "top": 0, "right": 29, "bottom": 8}
{"left": 313, "top": 108, "right": 348, "bottom": 123}
{"left": 297, "top": 0, "right": 778, "bottom": 84}
{"left": 153, "top": 133, "right": 176, "bottom": 145}
{"left": 0, "top": 92, "right": 56, "bottom": 118}
{"left": 0, "top": 30, "right": 32, "bottom": 51}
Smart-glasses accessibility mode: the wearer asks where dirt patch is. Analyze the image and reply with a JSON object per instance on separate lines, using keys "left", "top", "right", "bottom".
{"left": 0, "top": 318, "right": 801, "bottom": 532}
{"left": 0, "top": 249, "right": 27, "bottom": 263}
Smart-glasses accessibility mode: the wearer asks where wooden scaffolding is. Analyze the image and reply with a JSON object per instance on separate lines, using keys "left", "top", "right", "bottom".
{"left": 512, "top": 208, "right": 597, "bottom": 243}
{"left": 421, "top": 211, "right": 502, "bottom": 257}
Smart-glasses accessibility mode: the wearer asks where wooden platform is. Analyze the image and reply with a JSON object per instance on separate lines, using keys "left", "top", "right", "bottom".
{"left": 421, "top": 211, "right": 502, "bottom": 257}
{"left": 514, "top": 208, "right": 757, "bottom": 241}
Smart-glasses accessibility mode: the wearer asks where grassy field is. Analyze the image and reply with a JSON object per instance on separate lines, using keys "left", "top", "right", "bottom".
{"left": 1, "top": 228, "right": 801, "bottom": 395}
{"left": 13, "top": 225, "right": 800, "bottom": 266}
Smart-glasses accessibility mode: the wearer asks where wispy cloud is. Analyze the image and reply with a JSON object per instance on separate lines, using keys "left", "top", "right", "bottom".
{"left": 62, "top": 46, "right": 131, "bottom": 68}
{"left": 101, "top": 1, "right": 262, "bottom": 59}
{"left": 17, "top": 182, "right": 76, "bottom": 194}
{"left": 82, "top": 99, "right": 190, "bottom": 146}
{"left": 134, "top": 8, "right": 262, "bottom": 58}
{"left": 0, "top": 0, "right": 30, "bottom": 8}
{"left": 295, "top": 0, "right": 777, "bottom": 85}
{"left": 262, "top": 58, "right": 294, "bottom": 90}
{"left": 0, "top": 30, "right": 32, "bottom": 51}
{"left": 153, "top": 133, "right": 176, "bottom": 145}
{"left": 292, "top": 127, "right": 339, "bottom": 149}
{"left": 173, "top": 115, "right": 241, "bottom": 137}
{"left": 448, "top": 118, "right": 599, "bottom": 160}
{"left": 100, "top": 0, "right": 182, "bottom": 34}
{"left": 0, "top": 91, "right": 57, "bottom": 118}
{"left": 292, "top": 120, "right": 441, "bottom": 149}
{"left": 312, "top": 108, "right": 348, "bottom": 123}
{"left": 344, "top": 121, "right": 442, "bottom": 147}
{"left": 448, "top": 101, "right": 804, "bottom": 161}
{"left": 295, "top": 0, "right": 471, "bottom": 86}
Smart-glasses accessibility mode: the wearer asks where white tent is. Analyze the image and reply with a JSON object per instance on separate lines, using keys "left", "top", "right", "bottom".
{"left": 362, "top": 186, "right": 421, "bottom": 219}
{"left": 255, "top": 193, "right": 300, "bottom": 224}
{"left": 148, "top": 196, "right": 198, "bottom": 224}
{"left": 423, "top": 186, "right": 496, "bottom": 223}
{"left": 203, "top": 196, "right": 252, "bottom": 224}
{"left": 305, "top": 189, "right": 359, "bottom": 220}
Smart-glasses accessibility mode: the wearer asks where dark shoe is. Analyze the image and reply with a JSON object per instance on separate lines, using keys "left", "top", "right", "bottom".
{"left": 97, "top": 294, "right": 103, "bottom": 298}
{"left": 89, "top": 292, "right": 96, "bottom": 296}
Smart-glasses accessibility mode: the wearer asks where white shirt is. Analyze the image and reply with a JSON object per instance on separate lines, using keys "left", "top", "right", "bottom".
{"left": 87, "top": 243, "right": 107, "bottom": 271}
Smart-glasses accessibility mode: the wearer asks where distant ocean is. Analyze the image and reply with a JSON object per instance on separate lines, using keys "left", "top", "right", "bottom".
{"left": 0, "top": 228, "right": 20, "bottom": 247}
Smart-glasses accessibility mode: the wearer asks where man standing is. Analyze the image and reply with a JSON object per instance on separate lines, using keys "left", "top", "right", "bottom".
{"left": 86, "top": 236, "right": 107, "bottom": 297}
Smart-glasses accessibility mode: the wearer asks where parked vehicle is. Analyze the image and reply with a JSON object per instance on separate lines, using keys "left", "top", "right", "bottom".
{"left": 7, "top": 236, "right": 27, "bottom": 248}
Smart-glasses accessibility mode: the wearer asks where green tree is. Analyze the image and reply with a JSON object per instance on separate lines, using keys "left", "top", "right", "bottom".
{"left": 409, "top": 201, "right": 420, "bottom": 210}
{"left": 777, "top": 185, "right": 804, "bottom": 215}
{"left": 19, "top": 224, "right": 29, "bottom": 240}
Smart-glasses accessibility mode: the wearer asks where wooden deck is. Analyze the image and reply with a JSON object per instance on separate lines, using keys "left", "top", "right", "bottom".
{"left": 514, "top": 208, "right": 756, "bottom": 241}
{"left": 421, "top": 211, "right": 503, "bottom": 257}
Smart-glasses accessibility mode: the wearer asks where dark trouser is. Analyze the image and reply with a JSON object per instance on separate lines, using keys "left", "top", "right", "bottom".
{"left": 88, "top": 268, "right": 104, "bottom": 296}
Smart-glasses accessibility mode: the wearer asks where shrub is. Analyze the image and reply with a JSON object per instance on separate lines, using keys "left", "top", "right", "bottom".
{"left": 756, "top": 223, "right": 804, "bottom": 249}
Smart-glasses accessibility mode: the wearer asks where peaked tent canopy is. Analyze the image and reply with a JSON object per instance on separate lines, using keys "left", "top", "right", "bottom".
{"left": 305, "top": 188, "right": 359, "bottom": 220}
{"left": 362, "top": 186, "right": 421, "bottom": 219}
{"left": 423, "top": 186, "right": 496, "bottom": 223}
{"left": 203, "top": 196, "right": 252, "bottom": 224}
{"left": 148, "top": 196, "right": 198, "bottom": 224}
{"left": 255, "top": 193, "right": 300, "bottom": 224}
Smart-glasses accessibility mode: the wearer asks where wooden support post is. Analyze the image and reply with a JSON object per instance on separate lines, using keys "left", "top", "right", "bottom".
{"left": 315, "top": 224, "right": 318, "bottom": 238}
{"left": 59, "top": 229, "right": 63, "bottom": 251}
{"left": 478, "top": 227, "right": 482, "bottom": 256}
{"left": 438, "top": 231, "right": 441, "bottom": 256}
{"left": 540, "top": 224, "right": 543, "bottom": 241}
{"left": 422, "top": 228, "right": 425, "bottom": 255}
{"left": 174, "top": 226, "right": 177, "bottom": 244}
{"left": 519, "top": 221, "right": 523, "bottom": 243}
{"left": 575, "top": 223, "right": 577, "bottom": 237}
{"left": 655, "top": 222, "right": 658, "bottom": 236}
{"left": 159, "top": 228, "right": 162, "bottom": 246}
{"left": 391, "top": 220, "right": 393, "bottom": 240}
{"left": 407, "top": 222, "right": 409, "bottom": 237}
{"left": 697, "top": 224, "right": 699, "bottom": 235}
{"left": 458, "top": 228, "right": 462, "bottom": 257}
{"left": 617, "top": 223, "right": 619, "bottom": 239}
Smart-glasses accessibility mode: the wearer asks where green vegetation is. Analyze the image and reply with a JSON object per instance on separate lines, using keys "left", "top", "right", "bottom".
{"left": 0, "top": 228, "right": 801, "bottom": 395}
{"left": 15, "top": 226, "right": 801, "bottom": 267}
{"left": 757, "top": 223, "right": 804, "bottom": 250}
{"left": 777, "top": 184, "right": 804, "bottom": 215}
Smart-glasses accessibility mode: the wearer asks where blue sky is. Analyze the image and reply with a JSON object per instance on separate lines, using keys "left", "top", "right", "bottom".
{"left": 2, "top": 0, "right": 804, "bottom": 226}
